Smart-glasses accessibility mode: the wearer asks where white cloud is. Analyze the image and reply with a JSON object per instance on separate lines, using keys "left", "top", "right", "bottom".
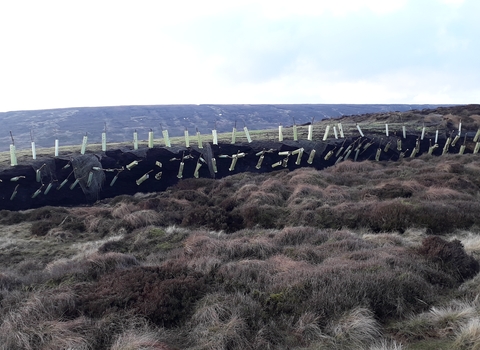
{"left": 0, "top": 0, "right": 478, "bottom": 111}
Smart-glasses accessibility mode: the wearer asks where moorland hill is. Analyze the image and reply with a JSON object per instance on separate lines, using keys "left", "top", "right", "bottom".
{"left": 0, "top": 103, "right": 450, "bottom": 150}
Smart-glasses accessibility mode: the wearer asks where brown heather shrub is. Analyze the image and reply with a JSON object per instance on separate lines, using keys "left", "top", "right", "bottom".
{"left": 212, "top": 241, "right": 449, "bottom": 322}
{"left": 363, "top": 199, "right": 415, "bottom": 233}
{"left": 422, "top": 187, "right": 471, "bottom": 201}
{"left": 273, "top": 226, "right": 319, "bottom": 246}
{"left": 435, "top": 161, "right": 464, "bottom": 174}
{"left": 111, "top": 202, "right": 139, "bottom": 219}
{"left": 26, "top": 252, "right": 138, "bottom": 286}
{"left": 0, "top": 210, "right": 26, "bottom": 225}
{"left": 0, "top": 272, "right": 21, "bottom": 291}
{"left": 322, "top": 184, "right": 349, "bottom": 203}
{"left": 30, "top": 220, "right": 57, "bottom": 236}
{"left": 414, "top": 201, "right": 480, "bottom": 234}
{"left": 218, "top": 196, "right": 238, "bottom": 211}
{"left": 78, "top": 263, "right": 208, "bottom": 327}
{"left": 69, "top": 206, "right": 112, "bottom": 219}
{"left": 245, "top": 190, "right": 285, "bottom": 207}
{"left": 328, "top": 160, "right": 384, "bottom": 174}
{"left": 108, "top": 194, "right": 139, "bottom": 206}
{"left": 164, "top": 197, "right": 194, "bottom": 211}
{"left": 122, "top": 210, "right": 161, "bottom": 230}
{"left": 288, "top": 184, "right": 324, "bottom": 203}
{"left": 30, "top": 213, "right": 86, "bottom": 236}
{"left": 369, "top": 182, "right": 415, "bottom": 200}
{"left": 417, "top": 236, "right": 480, "bottom": 283}
{"left": 315, "top": 237, "right": 375, "bottom": 257}
{"left": 14, "top": 259, "right": 45, "bottom": 276}
{"left": 410, "top": 170, "right": 454, "bottom": 188}
{"left": 216, "top": 259, "right": 274, "bottom": 293}
{"left": 301, "top": 261, "right": 438, "bottom": 321}
{"left": 85, "top": 252, "right": 140, "bottom": 279}
{"left": 183, "top": 232, "right": 218, "bottom": 256}
{"left": 25, "top": 206, "right": 69, "bottom": 221}
{"left": 286, "top": 167, "right": 329, "bottom": 187}
{"left": 327, "top": 202, "right": 362, "bottom": 229}
{"left": 282, "top": 244, "right": 327, "bottom": 264}
{"left": 181, "top": 206, "right": 244, "bottom": 232}
{"left": 42, "top": 258, "right": 89, "bottom": 283}
{"left": 362, "top": 233, "right": 406, "bottom": 248}
{"left": 216, "top": 236, "right": 279, "bottom": 261}
{"left": 187, "top": 255, "right": 223, "bottom": 275}
{"left": 446, "top": 175, "right": 479, "bottom": 192}
{"left": 288, "top": 198, "right": 324, "bottom": 212}
{"left": 83, "top": 215, "right": 117, "bottom": 235}
{"left": 233, "top": 183, "right": 260, "bottom": 204}
{"left": 171, "top": 189, "right": 211, "bottom": 205}
{"left": 137, "top": 197, "right": 162, "bottom": 210}
{"left": 239, "top": 204, "right": 286, "bottom": 229}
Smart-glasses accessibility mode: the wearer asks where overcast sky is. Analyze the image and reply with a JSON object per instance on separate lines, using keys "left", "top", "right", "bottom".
{"left": 0, "top": 0, "right": 478, "bottom": 112}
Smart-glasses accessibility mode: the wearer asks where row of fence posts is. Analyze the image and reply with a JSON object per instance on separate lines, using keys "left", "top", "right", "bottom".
{"left": 6, "top": 119, "right": 478, "bottom": 167}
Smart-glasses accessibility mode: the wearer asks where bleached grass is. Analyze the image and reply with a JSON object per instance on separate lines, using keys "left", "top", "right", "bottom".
{"left": 429, "top": 300, "right": 479, "bottom": 329}
{"left": 328, "top": 307, "right": 382, "bottom": 349}
{"left": 293, "top": 312, "right": 326, "bottom": 343}
{"left": 0, "top": 289, "right": 92, "bottom": 350}
{"left": 190, "top": 292, "right": 254, "bottom": 350}
{"left": 361, "top": 233, "right": 407, "bottom": 248}
{"left": 70, "top": 234, "right": 125, "bottom": 259}
{"left": 369, "top": 339, "right": 404, "bottom": 350}
{"left": 448, "top": 231, "right": 480, "bottom": 256}
{"left": 453, "top": 317, "right": 480, "bottom": 350}
{"left": 110, "top": 326, "right": 166, "bottom": 350}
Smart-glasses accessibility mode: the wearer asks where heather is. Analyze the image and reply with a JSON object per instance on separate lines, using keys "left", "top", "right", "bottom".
{"left": 1, "top": 153, "right": 480, "bottom": 349}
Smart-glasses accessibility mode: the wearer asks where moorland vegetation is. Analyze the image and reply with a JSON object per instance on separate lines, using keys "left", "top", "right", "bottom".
{"left": 1, "top": 151, "right": 480, "bottom": 349}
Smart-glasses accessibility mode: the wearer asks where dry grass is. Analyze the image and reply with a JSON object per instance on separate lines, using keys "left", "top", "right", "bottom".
{"left": 328, "top": 307, "right": 382, "bottom": 349}
{"left": 293, "top": 312, "right": 326, "bottom": 343}
{"left": 422, "top": 187, "right": 471, "bottom": 201}
{"left": 70, "top": 234, "right": 125, "bottom": 258}
{"left": 0, "top": 289, "right": 90, "bottom": 350}
{"left": 109, "top": 320, "right": 171, "bottom": 350}
{"left": 449, "top": 232, "right": 480, "bottom": 258}
{"left": 453, "top": 317, "right": 480, "bottom": 349}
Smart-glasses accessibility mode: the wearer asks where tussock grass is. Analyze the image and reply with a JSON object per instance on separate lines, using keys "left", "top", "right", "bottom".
{"left": 449, "top": 232, "right": 480, "bottom": 258}
{"left": 422, "top": 187, "right": 471, "bottom": 201}
{"left": 0, "top": 289, "right": 88, "bottom": 350}
{"left": 71, "top": 234, "right": 125, "bottom": 258}
{"left": 294, "top": 312, "right": 326, "bottom": 343}
{"left": 328, "top": 307, "right": 382, "bottom": 349}
{"left": 109, "top": 319, "right": 171, "bottom": 350}
{"left": 122, "top": 210, "right": 161, "bottom": 229}
{"left": 368, "top": 340, "right": 404, "bottom": 350}
{"left": 453, "top": 317, "right": 480, "bottom": 350}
